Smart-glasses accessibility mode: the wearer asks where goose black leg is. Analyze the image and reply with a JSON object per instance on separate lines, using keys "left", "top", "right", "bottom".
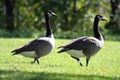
{"left": 36, "top": 59, "right": 39, "bottom": 64}
{"left": 86, "top": 56, "right": 90, "bottom": 67}
{"left": 31, "top": 57, "right": 39, "bottom": 64}
{"left": 71, "top": 56, "right": 83, "bottom": 66}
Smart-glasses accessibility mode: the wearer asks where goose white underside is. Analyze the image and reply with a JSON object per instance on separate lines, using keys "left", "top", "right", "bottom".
{"left": 66, "top": 50, "right": 85, "bottom": 58}
{"left": 20, "top": 51, "right": 37, "bottom": 58}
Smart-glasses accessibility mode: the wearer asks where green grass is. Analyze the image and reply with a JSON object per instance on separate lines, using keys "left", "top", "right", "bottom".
{"left": 0, "top": 38, "right": 120, "bottom": 80}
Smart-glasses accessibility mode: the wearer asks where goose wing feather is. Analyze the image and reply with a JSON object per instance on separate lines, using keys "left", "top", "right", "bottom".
{"left": 58, "top": 36, "right": 100, "bottom": 53}
{"left": 11, "top": 39, "right": 51, "bottom": 55}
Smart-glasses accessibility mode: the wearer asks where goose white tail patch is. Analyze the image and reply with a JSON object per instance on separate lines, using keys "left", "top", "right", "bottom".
{"left": 20, "top": 51, "right": 37, "bottom": 58}
{"left": 67, "top": 50, "right": 85, "bottom": 58}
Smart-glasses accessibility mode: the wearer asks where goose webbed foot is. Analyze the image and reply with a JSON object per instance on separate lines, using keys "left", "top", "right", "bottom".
{"left": 31, "top": 57, "right": 39, "bottom": 64}
{"left": 71, "top": 56, "right": 83, "bottom": 66}
{"left": 79, "top": 61, "right": 83, "bottom": 66}
{"left": 31, "top": 61, "right": 35, "bottom": 64}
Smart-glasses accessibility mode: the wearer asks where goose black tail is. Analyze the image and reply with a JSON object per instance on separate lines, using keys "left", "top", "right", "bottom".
{"left": 11, "top": 50, "right": 17, "bottom": 56}
{"left": 57, "top": 49, "right": 68, "bottom": 53}
{"left": 57, "top": 46, "right": 64, "bottom": 49}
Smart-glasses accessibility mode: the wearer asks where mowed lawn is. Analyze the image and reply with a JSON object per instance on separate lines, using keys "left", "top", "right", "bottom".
{"left": 0, "top": 38, "right": 120, "bottom": 80}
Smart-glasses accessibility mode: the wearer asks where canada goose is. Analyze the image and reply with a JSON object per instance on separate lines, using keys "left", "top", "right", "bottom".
{"left": 11, "top": 10, "right": 56, "bottom": 64}
{"left": 58, "top": 15, "right": 107, "bottom": 67}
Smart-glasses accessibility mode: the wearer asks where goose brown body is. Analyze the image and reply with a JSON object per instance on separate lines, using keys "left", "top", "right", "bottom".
{"left": 59, "top": 36, "right": 103, "bottom": 56}
{"left": 12, "top": 36, "right": 54, "bottom": 58}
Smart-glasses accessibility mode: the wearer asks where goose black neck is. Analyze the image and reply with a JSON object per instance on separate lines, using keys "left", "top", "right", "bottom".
{"left": 93, "top": 17, "right": 101, "bottom": 40}
{"left": 45, "top": 12, "right": 52, "bottom": 37}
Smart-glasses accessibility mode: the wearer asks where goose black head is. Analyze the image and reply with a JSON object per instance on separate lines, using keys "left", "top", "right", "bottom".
{"left": 95, "top": 15, "right": 107, "bottom": 21}
{"left": 46, "top": 10, "right": 56, "bottom": 17}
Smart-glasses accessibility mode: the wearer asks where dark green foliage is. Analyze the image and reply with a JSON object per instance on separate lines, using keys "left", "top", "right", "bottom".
{"left": 0, "top": 0, "right": 119, "bottom": 38}
{"left": 0, "top": 30, "right": 33, "bottom": 38}
{"left": 105, "top": 0, "right": 120, "bottom": 34}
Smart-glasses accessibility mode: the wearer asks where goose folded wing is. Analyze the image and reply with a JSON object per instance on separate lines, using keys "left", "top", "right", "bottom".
{"left": 12, "top": 39, "right": 49, "bottom": 54}
{"left": 62, "top": 37, "right": 99, "bottom": 51}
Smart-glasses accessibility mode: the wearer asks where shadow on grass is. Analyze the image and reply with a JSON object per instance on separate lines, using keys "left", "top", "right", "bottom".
{"left": 0, "top": 70, "right": 119, "bottom": 80}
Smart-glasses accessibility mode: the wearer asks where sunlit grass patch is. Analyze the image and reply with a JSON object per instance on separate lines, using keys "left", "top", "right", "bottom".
{"left": 0, "top": 38, "right": 120, "bottom": 80}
